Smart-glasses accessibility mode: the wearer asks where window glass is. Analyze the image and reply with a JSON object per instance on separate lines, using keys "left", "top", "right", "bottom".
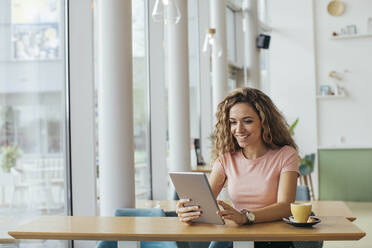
{"left": 11, "top": 0, "right": 61, "bottom": 60}
{"left": 226, "top": 7, "right": 236, "bottom": 63}
{"left": 132, "top": 0, "right": 151, "bottom": 199}
{"left": 257, "top": 0, "right": 267, "bottom": 23}
{"left": 0, "top": 0, "right": 68, "bottom": 247}
{"left": 258, "top": 0, "right": 270, "bottom": 92}
{"left": 188, "top": 0, "right": 201, "bottom": 167}
{"left": 164, "top": 0, "right": 201, "bottom": 195}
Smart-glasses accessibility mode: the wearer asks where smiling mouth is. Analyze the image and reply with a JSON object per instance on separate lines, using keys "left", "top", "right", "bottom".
{"left": 235, "top": 134, "right": 250, "bottom": 141}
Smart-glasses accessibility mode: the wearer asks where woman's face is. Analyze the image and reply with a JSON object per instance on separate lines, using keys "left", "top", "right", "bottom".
{"left": 229, "top": 103, "right": 263, "bottom": 148}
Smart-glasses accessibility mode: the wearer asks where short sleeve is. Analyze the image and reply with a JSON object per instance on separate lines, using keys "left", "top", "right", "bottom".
{"left": 211, "top": 156, "right": 226, "bottom": 177}
{"left": 280, "top": 146, "right": 300, "bottom": 176}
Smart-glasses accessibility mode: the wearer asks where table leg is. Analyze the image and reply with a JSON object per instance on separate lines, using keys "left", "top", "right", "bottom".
{"left": 118, "top": 241, "right": 140, "bottom": 248}
{"left": 233, "top": 241, "right": 254, "bottom": 248}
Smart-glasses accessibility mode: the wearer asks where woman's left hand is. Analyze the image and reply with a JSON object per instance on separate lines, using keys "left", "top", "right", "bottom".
{"left": 216, "top": 200, "right": 247, "bottom": 225}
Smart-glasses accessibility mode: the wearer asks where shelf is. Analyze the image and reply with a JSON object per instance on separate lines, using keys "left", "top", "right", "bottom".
{"left": 330, "top": 33, "right": 372, "bottom": 40}
{"left": 317, "top": 94, "right": 346, "bottom": 99}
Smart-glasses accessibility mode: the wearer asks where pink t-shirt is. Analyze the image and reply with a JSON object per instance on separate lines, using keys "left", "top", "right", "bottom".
{"left": 213, "top": 145, "right": 299, "bottom": 211}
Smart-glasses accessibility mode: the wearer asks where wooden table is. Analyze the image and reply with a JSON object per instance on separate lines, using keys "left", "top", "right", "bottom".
{"left": 192, "top": 165, "right": 212, "bottom": 173}
{"left": 6, "top": 200, "right": 363, "bottom": 247}
{"left": 136, "top": 200, "right": 357, "bottom": 221}
{"left": 8, "top": 215, "right": 365, "bottom": 248}
{"left": 307, "top": 201, "right": 356, "bottom": 222}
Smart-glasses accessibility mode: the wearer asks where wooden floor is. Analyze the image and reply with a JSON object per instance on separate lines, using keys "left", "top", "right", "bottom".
{"left": 324, "top": 202, "right": 372, "bottom": 248}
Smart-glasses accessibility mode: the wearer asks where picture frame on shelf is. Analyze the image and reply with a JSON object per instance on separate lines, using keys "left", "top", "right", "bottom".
{"left": 346, "top": 25, "right": 357, "bottom": 35}
{"left": 319, "top": 85, "right": 332, "bottom": 96}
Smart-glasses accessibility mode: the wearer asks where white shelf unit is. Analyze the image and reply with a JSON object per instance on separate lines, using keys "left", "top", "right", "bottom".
{"left": 316, "top": 94, "right": 346, "bottom": 99}
{"left": 330, "top": 33, "right": 372, "bottom": 40}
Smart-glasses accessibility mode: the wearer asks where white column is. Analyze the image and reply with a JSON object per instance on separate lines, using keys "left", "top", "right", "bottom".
{"left": 243, "top": 0, "right": 260, "bottom": 88}
{"left": 210, "top": 0, "right": 228, "bottom": 115}
{"left": 98, "top": 0, "right": 135, "bottom": 216}
{"left": 167, "top": 0, "right": 191, "bottom": 173}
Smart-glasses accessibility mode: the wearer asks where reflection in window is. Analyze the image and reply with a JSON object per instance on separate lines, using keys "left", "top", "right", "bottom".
{"left": 0, "top": 0, "right": 68, "bottom": 247}
{"left": 11, "top": 0, "right": 61, "bottom": 60}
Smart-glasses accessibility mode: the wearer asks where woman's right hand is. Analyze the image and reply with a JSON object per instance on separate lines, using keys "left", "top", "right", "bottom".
{"left": 176, "top": 198, "right": 201, "bottom": 223}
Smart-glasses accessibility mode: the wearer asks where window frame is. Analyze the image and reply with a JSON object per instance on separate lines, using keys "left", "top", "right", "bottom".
{"left": 68, "top": 0, "right": 97, "bottom": 232}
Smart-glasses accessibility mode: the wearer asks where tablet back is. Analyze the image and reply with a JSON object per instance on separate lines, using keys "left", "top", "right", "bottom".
{"left": 169, "top": 172, "right": 225, "bottom": 225}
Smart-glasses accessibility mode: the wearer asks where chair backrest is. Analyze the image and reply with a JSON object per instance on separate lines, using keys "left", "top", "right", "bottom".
{"left": 96, "top": 208, "right": 177, "bottom": 248}
{"left": 295, "top": 185, "right": 311, "bottom": 201}
{"left": 114, "top": 208, "right": 166, "bottom": 217}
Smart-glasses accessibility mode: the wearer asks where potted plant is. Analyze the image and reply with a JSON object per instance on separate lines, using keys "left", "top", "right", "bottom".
{"left": 1, "top": 145, "right": 22, "bottom": 173}
{"left": 299, "top": 153, "right": 315, "bottom": 176}
{"left": 289, "top": 118, "right": 315, "bottom": 176}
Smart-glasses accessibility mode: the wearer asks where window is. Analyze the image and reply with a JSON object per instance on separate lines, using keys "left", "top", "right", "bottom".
{"left": 162, "top": 0, "right": 202, "bottom": 196}
{"left": 132, "top": 0, "right": 151, "bottom": 199}
{"left": 0, "top": 0, "right": 69, "bottom": 247}
{"left": 11, "top": 0, "right": 61, "bottom": 60}
{"left": 257, "top": 0, "right": 267, "bottom": 24}
{"left": 226, "top": 7, "right": 237, "bottom": 63}
{"left": 258, "top": 0, "right": 270, "bottom": 92}
{"left": 188, "top": 0, "right": 201, "bottom": 166}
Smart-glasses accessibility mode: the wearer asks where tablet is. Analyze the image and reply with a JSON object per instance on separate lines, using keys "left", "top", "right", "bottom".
{"left": 169, "top": 172, "right": 225, "bottom": 225}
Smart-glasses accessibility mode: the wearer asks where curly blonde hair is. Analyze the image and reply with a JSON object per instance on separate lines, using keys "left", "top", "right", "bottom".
{"left": 211, "top": 87, "right": 297, "bottom": 162}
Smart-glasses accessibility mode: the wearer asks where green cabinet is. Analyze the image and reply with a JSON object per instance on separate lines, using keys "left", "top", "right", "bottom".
{"left": 318, "top": 148, "right": 372, "bottom": 201}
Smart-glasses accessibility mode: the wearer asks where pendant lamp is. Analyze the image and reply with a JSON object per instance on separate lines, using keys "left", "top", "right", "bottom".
{"left": 202, "top": 28, "right": 222, "bottom": 58}
{"left": 152, "top": 0, "right": 181, "bottom": 24}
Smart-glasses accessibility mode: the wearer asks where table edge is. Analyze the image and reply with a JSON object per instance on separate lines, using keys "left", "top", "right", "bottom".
{"left": 8, "top": 231, "right": 366, "bottom": 242}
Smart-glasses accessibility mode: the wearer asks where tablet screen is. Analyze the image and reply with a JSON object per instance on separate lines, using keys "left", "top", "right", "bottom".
{"left": 169, "top": 172, "right": 225, "bottom": 225}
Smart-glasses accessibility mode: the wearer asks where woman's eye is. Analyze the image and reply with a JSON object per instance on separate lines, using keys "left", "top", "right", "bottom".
{"left": 244, "top": 120, "right": 253, "bottom": 124}
{"left": 229, "top": 121, "right": 237, "bottom": 125}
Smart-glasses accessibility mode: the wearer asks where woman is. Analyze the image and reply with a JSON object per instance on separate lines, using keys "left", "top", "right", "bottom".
{"left": 176, "top": 88, "right": 299, "bottom": 248}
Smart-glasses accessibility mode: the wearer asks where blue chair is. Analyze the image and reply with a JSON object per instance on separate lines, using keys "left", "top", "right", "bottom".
{"left": 96, "top": 208, "right": 177, "bottom": 248}
{"left": 295, "top": 185, "right": 311, "bottom": 201}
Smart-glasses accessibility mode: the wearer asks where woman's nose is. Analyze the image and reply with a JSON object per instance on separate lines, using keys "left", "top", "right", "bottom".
{"left": 236, "top": 122, "right": 244, "bottom": 132}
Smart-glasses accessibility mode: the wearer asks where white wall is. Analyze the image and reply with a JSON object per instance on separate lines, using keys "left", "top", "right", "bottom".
{"left": 315, "top": 0, "right": 372, "bottom": 148}
{"left": 267, "top": 0, "right": 319, "bottom": 195}
{"left": 268, "top": 0, "right": 318, "bottom": 157}
{"left": 268, "top": 0, "right": 372, "bottom": 199}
